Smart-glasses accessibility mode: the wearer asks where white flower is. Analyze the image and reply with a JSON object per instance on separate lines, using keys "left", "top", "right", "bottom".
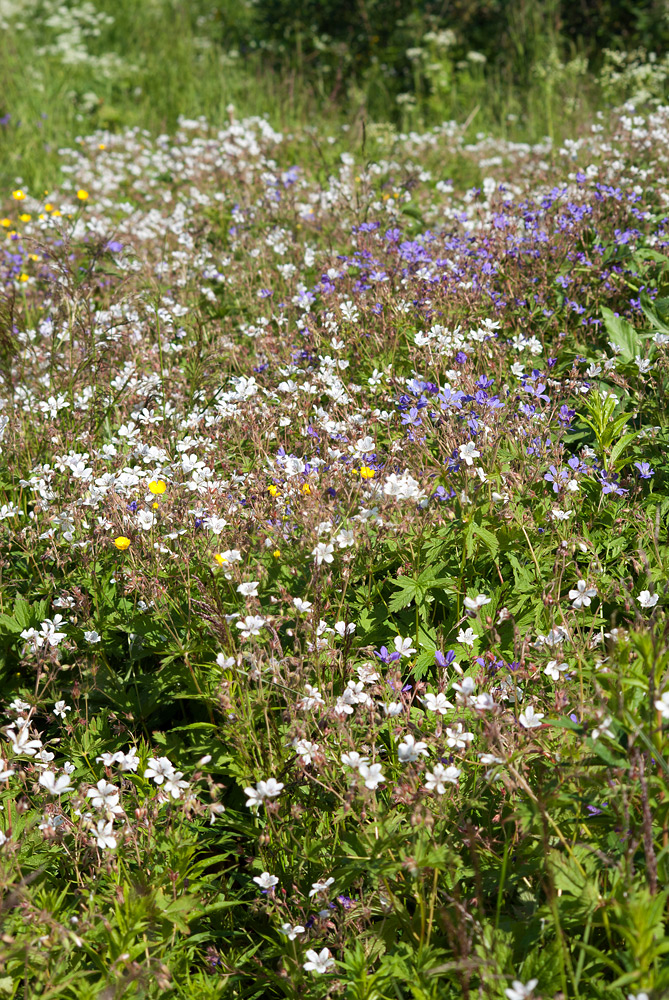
{"left": 463, "top": 593, "right": 491, "bottom": 612}
{"left": 397, "top": 733, "right": 429, "bottom": 763}
{"left": 459, "top": 441, "right": 480, "bottom": 465}
{"left": 0, "top": 762, "right": 15, "bottom": 782}
{"left": 163, "top": 771, "right": 189, "bottom": 799}
{"left": 568, "top": 579, "right": 597, "bottom": 609}
{"left": 39, "top": 771, "right": 72, "bottom": 796}
{"left": 298, "top": 684, "right": 325, "bottom": 710}
{"left": 308, "top": 877, "right": 335, "bottom": 897}
{"left": 117, "top": 748, "right": 139, "bottom": 772}
{"left": 253, "top": 872, "right": 279, "bottom": 889}
{"left": 235, "top": 615, "right": 266, "bottom": 638}
{"left": 457, "top": 627, "right": 477, "bottom": 647}
{"left": 655, "top": 692, "right": 669, "bottom": 719}
{"left": 393, "top": 636, "right": 416, "bottom": 658}
{"left": 237, "top": 581, "right": 259, "bottom": 597}
{"left": 544, "top": 660, "right": 568, "bottom": 681}
{"left": 422, "top": 692, "right": 454, "bottom": 715}
{"left": 136, "top": 510, "right": 155, "bottom": 531}
{"left": 94, "top": 819, "right": 117, "bottom": 850}
{"left": 358, "top": 763, "right": 385, "bottom": 790}
{"left": 505, "top": 979, "right": 538, "bottom": 1000}
{"left": 591, "top": 716, "right": 615, "bottom": 740}
{"left": 280, "top": 922, "right": 305, "bottom": 940}
{"left": 87, "top": 779, "right": 121, "bottom": 812}
{"left": 453, "top": 676, "right": 477, "bottom": 705}
{"left": 293, "top": 597, "right": 313, "bottom": 613}
{"left": 7, "top": 725, "right": 42, "bottom": 757}
{"left": 244, "top": 777, "right": 284, "bottom": 810}
{"left": 425, "top": 764, "right": 460, "bottom": 793}
{"left": 638, "top": 590, "right": 659, "bottom": 609}
{"left": 445, "top": 723, "right": 475, "bottom": 750}
{"left": 334, "top": 621, "right": 356, "bottom": 637}
{"left": 341, "top": 751, "right": 369, "bottom": 769}
{"left": 383, "top": 702, "right": 404, "bottom": 717}
{"left": 83, "top": 630, "right": 101, "bottom": 643}
{"left": 357, "top": 663, "right": 379, "bottom": 684}
{"left": 519, "top": 706, "right": 544, "bottom": 729}
{"left": 144, "top": 756, "right": 175, "bottom": 785}
{"left": 472, "top": 692, "right": 495, "bottom": 711}
{"left": 303, "top": 947, "right": 334, "bottom": 974}
{"left": 53, "top": 701, "right": 71, "bottom": 718}
{"left": 312, "top": 542, "right": 334, "bottom": 566}
{"left": 292, "top": 739, "right": 319, "bottom": 764}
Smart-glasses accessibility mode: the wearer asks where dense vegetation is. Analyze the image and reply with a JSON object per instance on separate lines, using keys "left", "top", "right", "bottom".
{"left": 0, "top": 2, "right": 668, "bottom": 998}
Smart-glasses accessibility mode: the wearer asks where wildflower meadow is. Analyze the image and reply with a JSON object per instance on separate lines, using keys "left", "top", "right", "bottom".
{"left": 1, "top": 4, "right": 669, "bottom": 999}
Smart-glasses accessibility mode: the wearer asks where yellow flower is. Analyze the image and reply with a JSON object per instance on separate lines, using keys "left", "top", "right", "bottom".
{"left": 359, "top": 466, "right": 375, "bottom": 479}
{"left": 0, "top": 219, "right": 10, "bottom": 228}
{"left": 152, "top": 502, "right": 159, "bottom": 509}
{"left": 272, "top": 549, "right": 281, "bottom": 558}
{"left": 98, "top": 143, "right": 106, "bottom": 150}
{"left": 114, "top": 536, "right": 131, "bottom": 550}
{"left": 44, "top": 203, "right": 54, "bottom": 212}
{"left": 29, "top": 254, "right": 39, "bottom": 261}
{"left": 77, "top": 189, "right": 89, "bottom": 201}
{"left": 213, "top": 553, "right": 226, "bottom": 566}
{"left": 148, "top": 480, "right": 166, "bottom": 495}
{"left": 12, "top": 190, "right": 25, "bottom": 201}
{"left": 301, "top": 483, "right": 311, "bottom": 495}
{"left": 267, "top": 484, "right": 279, "bottom": 497}
{"left": 19, "top": 214, "right": 30, "bottom": 222}
{"left": 18, "top": 274, "right": 29, "bottom": 283}
{"left": 52, "top": 210, "right": 62, "bottom": 217}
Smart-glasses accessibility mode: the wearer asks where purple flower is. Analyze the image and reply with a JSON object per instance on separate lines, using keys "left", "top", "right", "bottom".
{"left": 374, "top": 646, "right": 401, "bottom": 664}
{"left": 634, "top": 461, "right": 654, "bottom": 480}
{"left": 105, "top": 241, "right": 123, "bottom": 253}
{"left": 544, "top": 465, "right": 568, "bottom": 492}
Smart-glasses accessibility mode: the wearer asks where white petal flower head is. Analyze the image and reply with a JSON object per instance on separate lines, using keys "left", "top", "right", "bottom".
{"left": 87, "top": 779, "right": 120, "bottom": 811}
{"left": 423, "top": 692, "right": 454, "bottom": 715}
{"left": 312, "top": 542, "right": 334, "bottom": 566}
{"left": 463, "top": 593, "right": 491, "bottom": 612}
{"left": 236, "top": 581, "right": 259, "bottom": 598}
{"left": 341, "top": 751, "right": 369, "bottom": 769}
{"left": 519, "top": 706, "right": 544, "bottom": 729}
{"left": 425, "top": 764, "right": 461, "bottom": 794}
{"left": 638, "top": 590, "right": 659, "bottom": 609}
{"left": 397, "top": 733, "right": 429, "bottom": 763}
{"left": 244, "top": 777, "right": 284, "bottom": 810}
{"left": 235, "top": 615, "right": 266, "bottom": 638}
{"left": 144, "top": 756, "right": 175, "bottom": 784}
{"left": 383, "top": 701, "right": 404, "bottom": 717}
{"left": 394, "top": 636, "right": 417, "bottom": 657}
{"left": 253, "top": 872, "right": 279, "bottom": 889}
{"left": 459, "top": 441, "right": 481, "bottom": 466}
{"left": 293, "top": 597, "right": 313, "bottom": 613}
{"left": 298, "top": 684, "right": 325, "bottom": 710}
{"left": 136, "top": 510, "right": 155, "bottom": 531}
{"left": 445, "top": 723, "right": 475, "bottom": 749}
{"left": 568, "top": 579, "right": 597, "bottom": 609}
{"left": 544, "top": 660, "right": 568, "bottom": 681}
{"left": 163, "top": 771, "right": 189, "bottom": 799}
{"left": 505, "top": 980, "right": 538, "bottom": 1000}
{"left": 334, "top": 621, "right": 356, "bottom": 637}
{"left": 303, "top": 947, "right": 335, "bottom": 974}
{"left": 308, "top": 876, "right": 335, "bottom": 897}
{"left": 655, "top": 692, "right": 669, "bottom": 719}
{"left": 83, "top": 630, "right": 101, "bottom": 643}
{"left": 94, "top": 819, "right": 117, "bottom": 850}
{"left": 457, "top": 627, "right": 477, "bottom": 647}
{"left": 53, "top": 700, "right": 71, "bottom": 718}
{"left": 358, "top": 763, "right": 385, "bottom": 790}
{"left": 280, "top": 922, "right": 305, "bottom": 940}
{"left": 39, "top": 771, "right": 72, "bottom": 796}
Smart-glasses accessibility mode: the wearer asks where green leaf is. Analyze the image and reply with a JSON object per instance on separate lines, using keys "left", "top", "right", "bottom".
{"left": 601, "top": 307, "right": 641, "bottom": 363}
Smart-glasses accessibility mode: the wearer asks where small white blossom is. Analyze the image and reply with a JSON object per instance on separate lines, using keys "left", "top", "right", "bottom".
{"left": 303, "top": 947, "right": 335, "bottom": 974}
{"left": 519, "top": 706, "right": 544, "bottom": 729}
{"left": 638, "top": 589, "right": 658, "bottom": 609}
{"left": 425, "top": 764, "right": 460, "bottom": 793}
{"left": 253, "top": 872, "right": 279, "bottom": 889}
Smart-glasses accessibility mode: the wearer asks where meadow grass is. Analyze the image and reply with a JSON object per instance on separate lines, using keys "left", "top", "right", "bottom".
{"left": 0, "top": 3, "right": 668, "bottom": 1000}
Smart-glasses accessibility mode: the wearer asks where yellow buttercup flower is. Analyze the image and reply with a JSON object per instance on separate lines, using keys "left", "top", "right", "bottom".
{"left": 12, "top": 190, "right": 25, "bottom": 201}
{"left": 267, "top": 484, "right": 279, "bottom": 497}
{"left": 77, "top": 189, "right": 89, "bottom": 201}
{"left": 0, "top": 219, "right": 10, "bottom": 228}
{"left": 273, "top": 549, "right": 280, "bottom": 558}
{"left": 148, "top": 480, "right": 166, "bottom": 495}
{"left": 19, "top": 214, "right": 30, "bottom": 222}
{"left": 114, "top": 536, "right": 131, "bottom": 550}
{"left": 44, "top": 203, "right": 54, "bottom": 212}
{"left": 301, "top": 483, "right": 311, "bottom": 495}
{"left": 98, "top": 143, "right": 106, "bottom": 150}
{"left": 18, "top": 274, "right": 29, "bottom": 283}
{"left": 359, "top": 466, "right": 375, "bottom": 479}
{"left": 213, "top": 553, "right": 226, "bottom": 566}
